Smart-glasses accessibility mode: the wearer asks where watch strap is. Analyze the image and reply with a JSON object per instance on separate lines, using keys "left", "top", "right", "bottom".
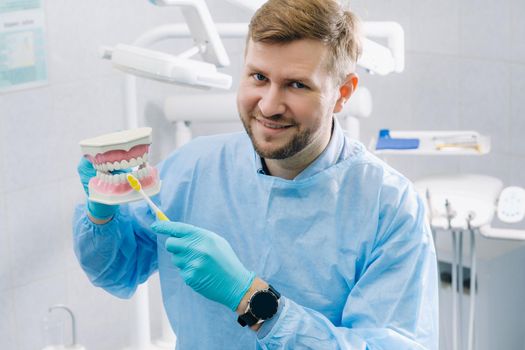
{"left": 268, "top": 285, "right": 281, "bottom": 299}
{"left": 237, "top": 309, "right": 259, "bottom": 327}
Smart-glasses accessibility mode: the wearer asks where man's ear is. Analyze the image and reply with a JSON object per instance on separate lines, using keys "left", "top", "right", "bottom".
{"left": 333, "top": 73, "right": 359, "bottom": 113}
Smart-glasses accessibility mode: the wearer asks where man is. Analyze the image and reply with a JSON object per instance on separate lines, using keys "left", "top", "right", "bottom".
{"left": 74, "top": 0, "right": 439, "bottom": 348}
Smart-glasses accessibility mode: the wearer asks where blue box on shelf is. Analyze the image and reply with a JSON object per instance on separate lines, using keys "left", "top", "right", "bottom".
{"left": 375, "top": 129, "right": 420, "bottom": 150}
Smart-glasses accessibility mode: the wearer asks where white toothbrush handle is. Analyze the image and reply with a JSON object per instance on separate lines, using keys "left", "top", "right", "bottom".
{"left": 140, "top": 189, "right": 162, "bottom": 214}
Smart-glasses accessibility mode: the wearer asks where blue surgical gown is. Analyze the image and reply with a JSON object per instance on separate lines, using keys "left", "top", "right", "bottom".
{"left": 73, "top": 119, "right": 439, "bottom": 349}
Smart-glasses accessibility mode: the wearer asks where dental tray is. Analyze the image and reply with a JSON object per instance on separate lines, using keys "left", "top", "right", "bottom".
{"left": 79, "top": 128, "right": 161, "bottom": 205}
{"left": 370, "top": 130, "right": 491, "bottom": 156}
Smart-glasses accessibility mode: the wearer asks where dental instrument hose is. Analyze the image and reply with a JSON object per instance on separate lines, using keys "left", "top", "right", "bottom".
{"left": 467, "top": 213, "right": 477, "bottom": 350}
{"left": 445, "top": 200, "right": 459, "bottom": 350}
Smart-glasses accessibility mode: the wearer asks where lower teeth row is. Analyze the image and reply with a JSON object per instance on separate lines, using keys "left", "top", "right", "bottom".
{"left": 96, "top": 168, "right": 149, "bottom": 184}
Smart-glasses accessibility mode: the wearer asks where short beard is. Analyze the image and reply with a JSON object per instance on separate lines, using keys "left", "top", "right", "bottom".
{"left": 241, "top": 114, "right": 313, "bottom": 160}
{"left": 254, "top": 130, "right": 310, "bottom": 159}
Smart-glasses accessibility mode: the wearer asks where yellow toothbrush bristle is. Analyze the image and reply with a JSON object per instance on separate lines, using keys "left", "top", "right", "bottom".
{"left": 126, "top": 174, "right": 142, "bottom": 191}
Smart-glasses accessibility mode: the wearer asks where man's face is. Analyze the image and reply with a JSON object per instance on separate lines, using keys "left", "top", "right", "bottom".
{"left": 237, "top": 39, "right": 341, "bottom": 160}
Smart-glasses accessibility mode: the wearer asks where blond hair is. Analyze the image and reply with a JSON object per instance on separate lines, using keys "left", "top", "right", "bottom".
{"left": 247, "top": 0, "right": 362, "bottom": 83}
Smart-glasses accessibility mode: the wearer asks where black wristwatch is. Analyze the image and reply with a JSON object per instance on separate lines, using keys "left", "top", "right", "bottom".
{"left": 237, "top": 285, "right": 281, "bottom": 327}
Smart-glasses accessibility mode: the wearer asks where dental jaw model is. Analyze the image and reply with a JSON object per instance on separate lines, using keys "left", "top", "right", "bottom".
{"left": 79, "top": 127, "right": 161, "bottom": 205}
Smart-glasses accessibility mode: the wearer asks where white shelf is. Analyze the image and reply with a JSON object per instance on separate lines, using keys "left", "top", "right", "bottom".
{"left": 370, "top": 130, "right": 491, "bottom": 156}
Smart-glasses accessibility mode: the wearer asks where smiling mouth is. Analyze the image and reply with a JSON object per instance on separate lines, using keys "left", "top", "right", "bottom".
{"left": 256, "top": 118, "right": 294, "bottom": 130}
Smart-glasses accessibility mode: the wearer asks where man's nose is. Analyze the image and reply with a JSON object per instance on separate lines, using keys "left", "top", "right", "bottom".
{"left": 258, "top": 85, "right": 286, "bottom": 117}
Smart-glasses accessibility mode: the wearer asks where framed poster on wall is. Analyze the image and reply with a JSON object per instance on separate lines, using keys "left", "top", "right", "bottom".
{"left": 0, "top": 0, "right": 47, "bottom": 93}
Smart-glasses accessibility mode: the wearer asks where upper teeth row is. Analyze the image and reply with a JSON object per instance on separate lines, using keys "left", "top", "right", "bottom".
{"left": 96, "top": 167, "right": 150, "bottom": 184}
{"left": 94, "top": 153, "right": 148, "bottom": 172}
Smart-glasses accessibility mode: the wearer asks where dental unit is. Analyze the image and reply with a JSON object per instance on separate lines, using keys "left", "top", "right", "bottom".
{"left": 79, "top": 127, "right": 161, "bottom": 205}
{"left": 414, "top": 175, "right": 525, "bottom": 350}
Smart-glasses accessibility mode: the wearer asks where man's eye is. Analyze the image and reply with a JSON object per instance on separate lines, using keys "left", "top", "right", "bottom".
{"left": 253, "top": 73, "right": 267, "bottom": 81}
{"left": 291, "top": 81, "right": 307, "bottom": 89}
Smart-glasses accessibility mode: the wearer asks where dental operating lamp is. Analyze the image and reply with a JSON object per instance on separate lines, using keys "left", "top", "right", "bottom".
{"left": 101, "top": 0, "right": 232, "bottom": 91}
{"left": 148, "top": 0, "right": 230, "bottom": 66}
{"left": 100, "top": 44, "right": 232, "bottom": 90}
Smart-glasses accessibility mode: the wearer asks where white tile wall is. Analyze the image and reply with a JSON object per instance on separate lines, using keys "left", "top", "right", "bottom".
{"left": 13, "top": 274, "right": 68, "bottom": 350}
{"left": 458, "top": 59, "right": 511, "bottom": 154}
{"left": 510, "top": 0, "right": 525, "bottom": 62}
{"left": 459, "top": 0, "right": 512, "bottom": 60}
{"left": 1, "top": 87, "right": 56, "bottom": 192}
{"left": 50, "top": 77, "right": 126, "bottom": 179}
{"left": 0, "top": 101, "right": 5, "bottom": 195}
{"left": 509, "top": 154, "right": 525, "bottom": 187}
{"left": 65, "top": 267, "right": 133, "bottom": 350}
{"left": 409, "top": 53, "right": 461, "bottom": 130}
{"left": 0, "top": 197, "right": 11, "bottom": 292}
{"left": 410, "top": 0, "right": 460, "bottom": 55}
{"left": 6, "top": 183, "right": 68, "bottom": 288}
{"left": 0, "top": 290, "right": 17, "bottom": 350}
{"left": 350, "top": 0, "right": 411, "bottom": 35}
{"left": 44, "top": 0, "right": 185, "bottom": 84}
{"left": 58, "top": 178, "right": 87, "bottom": 270}
{"left": 359, "top": 53, "right": 413, "bottom": 144}
{"left": 510, "top": 64, "right": 525, "bottom": 157}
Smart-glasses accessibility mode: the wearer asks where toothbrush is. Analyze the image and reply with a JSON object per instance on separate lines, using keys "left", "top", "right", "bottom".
{"left": 126, "top": 174, "right": 170, "bottom": 221}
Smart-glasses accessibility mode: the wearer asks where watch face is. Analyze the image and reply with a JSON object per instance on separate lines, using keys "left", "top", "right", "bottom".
{"left": 251, "top": 291, "right": 278, "bottom": 320}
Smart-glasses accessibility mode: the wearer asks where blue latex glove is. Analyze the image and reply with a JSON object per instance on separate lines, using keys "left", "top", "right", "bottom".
{"left": 77, "top": 157, "right": 119, "bottom": 220}
{"left": 151, "top": 221, "right": 255, "bottom": 311}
